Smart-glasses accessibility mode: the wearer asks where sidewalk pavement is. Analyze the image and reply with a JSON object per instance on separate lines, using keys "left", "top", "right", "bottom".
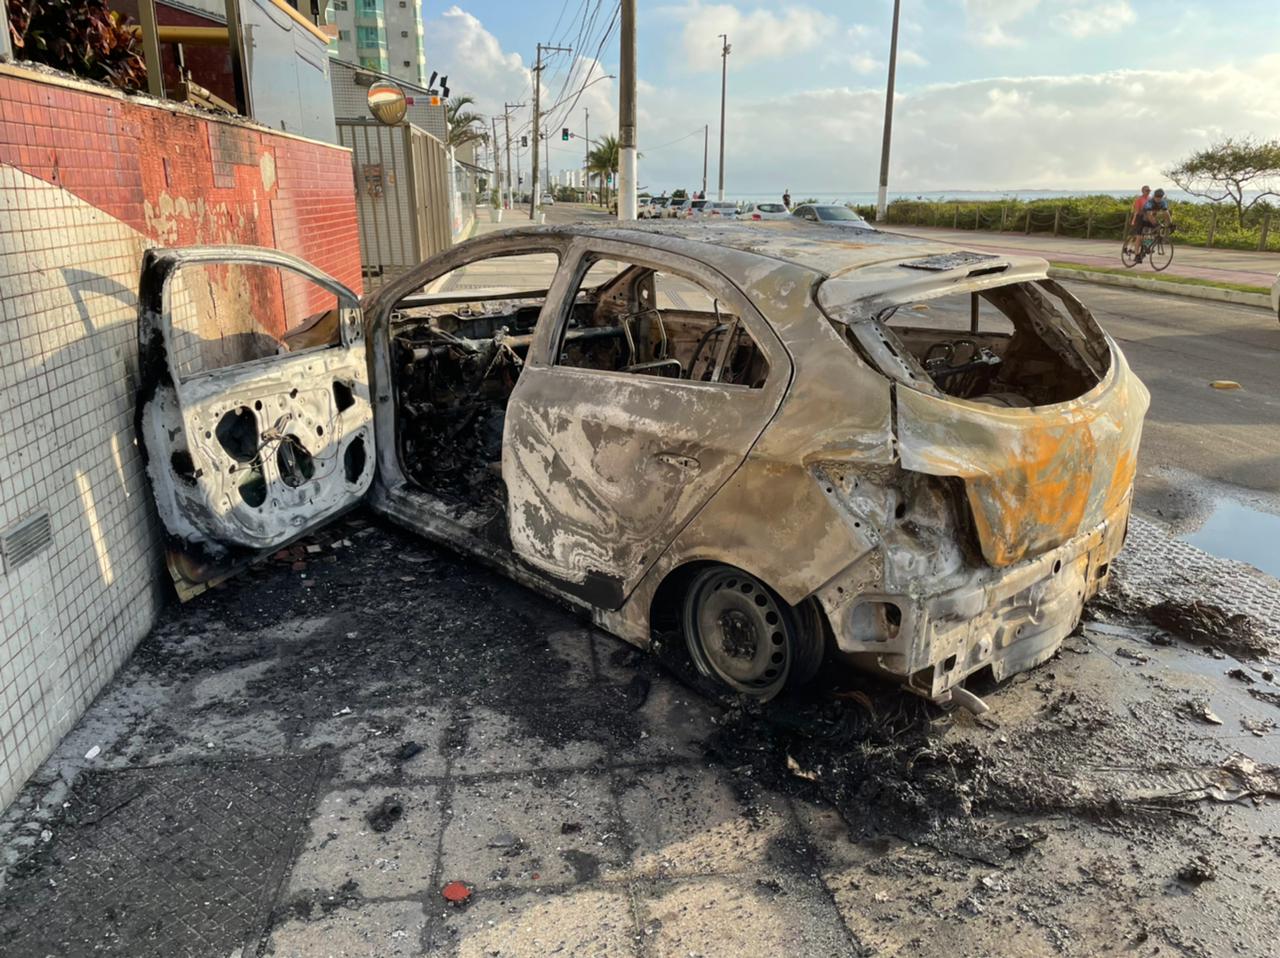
{"left": 886, "top": 225, "right": 1280, "bottom": 289}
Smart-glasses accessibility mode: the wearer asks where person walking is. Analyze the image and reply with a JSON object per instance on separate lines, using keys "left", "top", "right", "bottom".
{"left": 782, "top": 188, "right": 792, "bottom": 209}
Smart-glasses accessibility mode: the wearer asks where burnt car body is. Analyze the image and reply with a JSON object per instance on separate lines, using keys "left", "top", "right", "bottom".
{"left": 136, "top": 223, "right": 1149, "bottom": 707}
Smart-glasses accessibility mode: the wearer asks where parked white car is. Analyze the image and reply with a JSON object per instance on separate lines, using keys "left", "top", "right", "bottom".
{"left": 667, "top": 198, "right": 692, "bottom": 218}
{"left": 540, "top": 192, "right": 556, "bottom": 206}
{"left": 696, "top": 201, "right": 741, "bottom": 220}
{"left": 742, "top": 202, "right": 791, "bottom": 222}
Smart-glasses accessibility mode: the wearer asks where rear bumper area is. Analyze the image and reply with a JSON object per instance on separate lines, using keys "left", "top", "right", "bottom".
{"left": 821, "top": 496, "right": 1130, "bottom": 701}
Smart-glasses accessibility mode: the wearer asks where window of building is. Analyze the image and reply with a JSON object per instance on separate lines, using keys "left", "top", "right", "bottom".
{"left": 357, "top": 25, "right": 383, "bottom": 47}
{"left": 338, "top": 29, "right": 350, "bottom": 41}
{"left": 400, "top": 30, "right": 408, "bottom": 37}
{"left": 402, "top": 60, "right": 411, "bottom": 67}
{"left": 332, "top": 0, "right": 348, "bottom": 8}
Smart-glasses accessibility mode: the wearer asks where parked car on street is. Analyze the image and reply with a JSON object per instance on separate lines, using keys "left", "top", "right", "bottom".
{"left": 667, "top": 198, "right": 692, "bottom": 218}
{"left": 742, "top": 202, "right": 792, "bottom": 221}
{"left": 540, "top": 192, "right": 556, "bottom": 206}
{"left": 792, "top": 204, "right": 873, "bottom": 229}
{"left": 693, "top": 200, "right": 740, "bottom": 220}
{"left": 137, "top": 223, "right": 1147, "bottom": 707}
{"left": 680, "top": 199, "right": 710, "bottom": 219}
{"left": 640, "top": 197, "right": 668, "bottom": 219}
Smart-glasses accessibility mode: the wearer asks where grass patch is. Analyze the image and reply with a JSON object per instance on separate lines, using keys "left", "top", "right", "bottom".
{"left": 1047, "top": 260, "right": 1269, "bottom": 296}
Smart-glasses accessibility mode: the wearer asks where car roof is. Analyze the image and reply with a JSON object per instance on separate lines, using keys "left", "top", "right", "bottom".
{"left": 494, "top": 221, "right": 1046, "bottom": 280}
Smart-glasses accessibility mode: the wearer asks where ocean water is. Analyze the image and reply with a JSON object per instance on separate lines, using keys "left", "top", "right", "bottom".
{"left": 694, "top": 189, "right": 1242, "bottom": 206}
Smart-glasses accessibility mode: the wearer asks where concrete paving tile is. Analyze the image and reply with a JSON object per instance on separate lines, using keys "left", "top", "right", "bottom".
{"left": 542, "top": 627, "right": 598, "bottom": 684}
{"left": 635, "top": 875, "right": 853, "bottom": 957}
{"left": 266, "top": 900, "right": 428, "bottom": 958}
{"left": 299, "top": 706, "right": 451, "bottom": 780}
{"left": 451, "top": 707, "right": 606, "bottom": 775}
{"left": 823, "top": 849, "right": 1059, "bottom": 957}
{"left": 430, "top": 886, "right": 638, "bottom": 957}
{"left": 630, "top": 678, "right": 720, "bottom": 761}
{"left": 608, "top": 764, "right": 793, "bottom": 879}
{"left": 441, "top": 772, "right": 625, "bottom": 887}
{"left": 790, "top": 796, "right": 893, "bottom": 869}
{"left": 288, "top": 785, "right": 442, "bottom": 897}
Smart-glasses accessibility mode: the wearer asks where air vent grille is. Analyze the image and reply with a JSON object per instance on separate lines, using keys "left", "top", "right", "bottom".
{"left": 1, "top": 512, "right": 53, "bottom": 573}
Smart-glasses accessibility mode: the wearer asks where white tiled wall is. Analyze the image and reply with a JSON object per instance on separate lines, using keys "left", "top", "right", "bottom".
{"left": 0, "top": 165, "right": 166, "bottom": 810}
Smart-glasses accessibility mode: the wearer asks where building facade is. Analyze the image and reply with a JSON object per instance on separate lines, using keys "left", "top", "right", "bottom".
{"left": 324, "top": 0, "right": 426, "bottom": 87}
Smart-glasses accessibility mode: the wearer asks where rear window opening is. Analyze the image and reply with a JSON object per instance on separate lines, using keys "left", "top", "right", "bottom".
{"left": 870, "top": 281, "right": 1111, "bottom": 407}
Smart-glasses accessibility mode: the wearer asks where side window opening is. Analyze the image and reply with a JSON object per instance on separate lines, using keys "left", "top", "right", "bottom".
{"left": 389, "top": 251, "right": 560, "bottom": 514}
{"left": 168, "top": 263, "right": 342, "bottom": 379}
{"left": 556, "top": 258, "right": 769, "bottom": 389}
{"left": 875, "top": 281, "right": 1110, "bottom": 406}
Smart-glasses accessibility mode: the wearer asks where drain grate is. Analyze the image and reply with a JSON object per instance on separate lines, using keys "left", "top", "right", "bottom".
{"left": 0, "top": 511, "right": 52, "bottom": 572}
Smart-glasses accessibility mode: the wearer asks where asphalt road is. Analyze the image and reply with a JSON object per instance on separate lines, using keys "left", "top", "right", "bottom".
{"left": 539, "top": 205, "right": 1280, "bottom": 525}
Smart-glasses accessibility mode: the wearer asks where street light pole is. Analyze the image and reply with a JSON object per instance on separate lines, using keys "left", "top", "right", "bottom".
{"left": 618, "top": 0, "right": 637, "bottom": 220}
{"left": 875, "top": 0, "right": 901, "bottom": 223}
{"left": 717, "top": 34, "right": 730, "bottom": 201}
{"left": 530, "top": 41, "right": 573, "bottom": 221}
{"left": 503, "top": 102, "right": 523, "bottom": 210}
{"left": 702, "top": 124, "right": 708, "bottom": 197}
{"left": 491, "top": 116, "right": 501, "bottom": 209}
{"left": 584, "top": 107, "right": 590, "bottom": 202}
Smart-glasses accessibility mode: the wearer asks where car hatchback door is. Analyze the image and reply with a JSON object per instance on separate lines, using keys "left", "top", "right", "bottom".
{"left": 135, "top": 246, "right": 374, "bottom": 597}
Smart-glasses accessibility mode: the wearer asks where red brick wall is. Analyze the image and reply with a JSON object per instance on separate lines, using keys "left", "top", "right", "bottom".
{"left": 0, "top": 67, "right": 362, "bottom": 338}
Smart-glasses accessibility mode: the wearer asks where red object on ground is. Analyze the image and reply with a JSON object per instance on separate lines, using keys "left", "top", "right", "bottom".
{"left": 441, "top": 881, "right": 472, "bottom": 903}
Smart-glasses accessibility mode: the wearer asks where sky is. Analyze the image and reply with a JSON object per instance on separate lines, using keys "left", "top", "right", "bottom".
{"left": 420, "top": 1, "right": 1280, "bottom": 194}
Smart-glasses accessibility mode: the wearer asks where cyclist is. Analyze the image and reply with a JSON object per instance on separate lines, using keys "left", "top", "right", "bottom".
{"left": 1134, "top": 188, "right": 1173, "bottom": 262}
{"left": 1124, "top": 185, "right": 1150, "bottom": 255}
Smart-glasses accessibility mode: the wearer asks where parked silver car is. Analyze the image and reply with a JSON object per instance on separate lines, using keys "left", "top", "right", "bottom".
{"left": 792, "top": 204, "right": 873, "bottom": 229}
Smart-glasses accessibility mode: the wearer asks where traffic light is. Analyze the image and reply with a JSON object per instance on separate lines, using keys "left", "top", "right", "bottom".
{"left": 561, "top": 127, "right": 570, "bottom": 141}
{"left": 520, "top": 135, "right": 528, "bottom": 147}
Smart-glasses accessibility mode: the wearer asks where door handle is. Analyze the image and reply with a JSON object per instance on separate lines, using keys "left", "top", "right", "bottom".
{"left": 656, "top": 452, "right": 700, "bottom": 473}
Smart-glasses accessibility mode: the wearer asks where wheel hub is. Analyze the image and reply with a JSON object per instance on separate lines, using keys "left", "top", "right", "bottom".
{"left": 717, "top": 609, "right": 758, "bottom": 660}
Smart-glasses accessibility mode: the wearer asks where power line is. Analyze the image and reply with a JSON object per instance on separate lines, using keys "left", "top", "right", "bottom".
{"left": 544, "top": 2, "right": 620, "bottom": 134}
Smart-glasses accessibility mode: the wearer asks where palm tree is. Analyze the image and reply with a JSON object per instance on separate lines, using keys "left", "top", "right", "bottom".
{"left": 445, "top": 95, "right": 486, "bottom": 151}
{"left": 587, "top": 134, "right": 620, "bottom": 206}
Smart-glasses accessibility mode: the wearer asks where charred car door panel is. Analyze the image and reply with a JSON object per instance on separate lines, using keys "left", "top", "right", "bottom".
{"left": 502, "top": 239, "right": 793, "bottom": 608}
{"left": 136, "top": 247, "right": 373, "bottom": 596}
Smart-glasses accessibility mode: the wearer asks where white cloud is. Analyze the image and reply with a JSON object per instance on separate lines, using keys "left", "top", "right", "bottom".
{"left": 962, "top": 0, "right": 1040, "bottom": 47}
{"left": 899, "top": 48, "right": 928, "bottom": 67}
{"left": 963, "top": 0, "right": 1140, "bottom": 47}
{"left": 423, "top": 6, "right": 530, "bottom": 117}
{"left": 635, "top": 56, "right": 1280, "bottom": 193}
{"left": 1052, "top": 0, "right": 1136, "bottom": 38}
{"left": 849, "top": 54, "right": 881, "bottom": 74}
{"left": 671, "top": 2, "right": 838, "bottom": 70}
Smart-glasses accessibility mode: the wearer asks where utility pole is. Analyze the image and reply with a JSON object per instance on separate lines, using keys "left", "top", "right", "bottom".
{"left": 530, "top": 41, "right": 573, "bottom": 221}
{"left": 618, "top": 0, "right": 637, "bottom": 220}
{"left": 702, "top": 124, "right": 708, "bottom": 197}
{"left": 491, "top": 116, "right": 501, "bottom": 209}
{"left": 584, "top": 107, "right": 590, "bottom": 203}
{"left": 503, "top": 102, "right": 523, "bottom": 210}
{"left": 717, "top": 34, "right": 730, "bottom": 201}
{"left": 876, "top": 0, "right": 902, "bottom": 222}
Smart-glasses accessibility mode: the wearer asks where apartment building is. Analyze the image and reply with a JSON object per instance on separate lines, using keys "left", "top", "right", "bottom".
{"left": 325, "top": 0, "right": 426, "bottom": 87}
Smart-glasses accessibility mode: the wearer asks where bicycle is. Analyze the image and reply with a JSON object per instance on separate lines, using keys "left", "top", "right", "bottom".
{"left": 1121, "top": 223, "right": 1174, "bottom": 271}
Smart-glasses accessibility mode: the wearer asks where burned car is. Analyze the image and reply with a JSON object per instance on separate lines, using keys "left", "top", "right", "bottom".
{"left": 136, "top": 223, "right": 1148, "bottom": 708}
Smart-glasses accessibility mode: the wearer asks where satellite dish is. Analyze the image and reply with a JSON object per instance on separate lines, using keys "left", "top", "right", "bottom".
{"left": 367, "top": 82, "right": 407, "bottom": 125}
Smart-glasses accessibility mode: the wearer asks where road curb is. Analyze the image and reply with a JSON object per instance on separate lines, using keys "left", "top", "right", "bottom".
{"left": 1046, "top": 266, "right": 1271, "bottom": 309}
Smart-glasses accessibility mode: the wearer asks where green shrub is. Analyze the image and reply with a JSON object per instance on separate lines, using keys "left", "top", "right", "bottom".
{"left": 7, "top": 0, "right": 146, "bottom": 91}
{"left": 879, "top": 195, "right": 1280, "bottom": 251}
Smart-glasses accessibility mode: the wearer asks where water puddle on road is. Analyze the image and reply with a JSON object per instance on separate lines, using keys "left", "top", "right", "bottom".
{"left": 1183, "top": 498, "right": 1280, "bottom": 579}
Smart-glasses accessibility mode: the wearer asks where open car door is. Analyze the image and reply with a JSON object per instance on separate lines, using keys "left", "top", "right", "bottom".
{"left": 136, "top": 247, "right": 375, "bottom": 599}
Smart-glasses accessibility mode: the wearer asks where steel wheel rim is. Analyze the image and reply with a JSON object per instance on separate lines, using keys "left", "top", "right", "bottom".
{"left": 685, "top": 569, "right": 790, "bottom": 696}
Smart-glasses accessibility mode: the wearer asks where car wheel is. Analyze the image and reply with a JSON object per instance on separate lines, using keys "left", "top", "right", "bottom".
{"left": 682, "top": 565, "right": 823, "bottom": 700}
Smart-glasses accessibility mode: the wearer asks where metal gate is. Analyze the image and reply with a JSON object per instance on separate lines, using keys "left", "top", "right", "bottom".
{"left": 337, "top": 119, "right": 452, "bottom": 289}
